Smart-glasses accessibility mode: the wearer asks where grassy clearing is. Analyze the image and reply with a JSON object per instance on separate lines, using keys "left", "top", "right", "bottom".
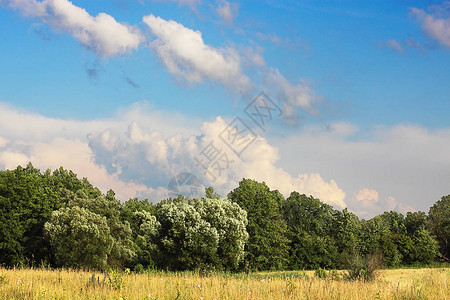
{"left": 0, "top": 267, "right": 448, "bottom": 299}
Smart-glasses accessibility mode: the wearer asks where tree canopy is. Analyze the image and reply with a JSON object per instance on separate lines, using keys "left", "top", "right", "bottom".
{"left": 0, "top": 164, "right": 446, "bottom": 271}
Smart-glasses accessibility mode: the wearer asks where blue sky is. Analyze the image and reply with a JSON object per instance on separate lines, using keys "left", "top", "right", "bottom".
{"left": 0, "top": 0, "right": 449, "bottom": 218}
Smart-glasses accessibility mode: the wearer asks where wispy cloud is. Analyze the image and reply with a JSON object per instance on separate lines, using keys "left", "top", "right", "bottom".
{"left": 411, "top": 2, "right": 450, "bottom": 49}
{"left": 1, "top": 0, "right": 144, "bottom": 57}
{"left": 378, "top": 39, "right": 405, "bottom": 54}
{"left": 265, "top": 68, "right": 321, "bottom": 124}
{"left": 216, "top": 0, "right": 238, "bottom": 24}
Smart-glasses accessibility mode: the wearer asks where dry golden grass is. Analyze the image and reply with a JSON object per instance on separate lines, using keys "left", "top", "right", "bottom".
{"left": 0, "top": 267, "right": 448, "bottom": 299}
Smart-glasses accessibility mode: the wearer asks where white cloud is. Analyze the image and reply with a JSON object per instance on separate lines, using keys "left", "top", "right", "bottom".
{"left": 143, "top": 14, "right": 252, "bottom": 94}
{"left": 0, "top": 101, "right": 200, "bottom": 200}
{"left": 0, "top": 136, "right": 8, "bottom": 148}
{"left": 1, "top": 0, "right": 144, "bottom": 57}
{"left": 348, "top": 188, "right": 416, "bottom": 219}
{"left": 276, "top": 123, "right": 450, "bottom": 217}
{"left": 2, "top": 102, "right": 449, "bottom": 217}
{"left": 0, "top": 151, "right": 30, "bottom": 170}
{"left": 87, "top": 116, "right": 347, "bottom": 208}
{"left": 411, "top": 2, "right": 450, "bottom": 48}
{"left": 0, "top": 102, "right": 345, "bottom": 207}
{"left": 216, "top": 1, "right": 238, "bottom": 24}
{"left": 265, "top": 68, "right": 320, "bottom": 124}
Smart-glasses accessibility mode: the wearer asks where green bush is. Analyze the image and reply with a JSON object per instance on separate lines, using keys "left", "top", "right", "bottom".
{"left": 314, "top": 267, "right": 327, "bottom": 279}
{"left": 134, "top": 264, "right": 144, "bottom": 274}
{"left": 346, "top": 252, "right": 382, "bottom": 282}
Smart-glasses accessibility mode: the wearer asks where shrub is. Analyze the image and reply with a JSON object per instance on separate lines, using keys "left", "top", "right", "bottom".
{"left": 346, "top": 252, "right": 382, "bottom": 282}
{"left": 314, "top": 267, "right": 327, "bottom": 279}
{"left": 134, "top": 264, "right": 144, "bottom": 274}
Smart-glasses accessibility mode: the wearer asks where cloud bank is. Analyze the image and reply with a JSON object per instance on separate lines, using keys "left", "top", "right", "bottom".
{"left": 0, "top": 102, "right": 346, "bottom": 209}
{"left": 1, "top": 102, "right": 449, "bottom": 217}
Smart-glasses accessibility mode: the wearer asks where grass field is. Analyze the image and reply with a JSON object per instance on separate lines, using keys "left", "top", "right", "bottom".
{"left": 0, "top": 267, "right": 448, "bottom": 299}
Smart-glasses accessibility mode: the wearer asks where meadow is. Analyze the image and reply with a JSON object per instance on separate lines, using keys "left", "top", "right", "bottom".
{"left": 0, "top": 267, "right": 448, "bottom": 300}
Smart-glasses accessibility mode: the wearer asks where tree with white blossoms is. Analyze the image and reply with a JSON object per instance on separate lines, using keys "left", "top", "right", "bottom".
{"left": 190, "top": 197, "right": 249, "bottom": 270}
{"left": 44, "top": 206, "right": 114, "bottom": 269}
{"left": 155, "top": 196, "right": 248, "bottom": 271}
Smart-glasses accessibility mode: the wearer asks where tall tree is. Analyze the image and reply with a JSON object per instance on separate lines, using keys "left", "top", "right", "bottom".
{"left": 44, "top": 206, "right": 114, "bottom": 269}
{"left": 282, "top": 192, "right": 339, "bottom": 269}
{"left": 427, "top": 195, "right": 450, "bottom": 260}
{"left": 228, "top": 179, "right": 289, "bottom": 271}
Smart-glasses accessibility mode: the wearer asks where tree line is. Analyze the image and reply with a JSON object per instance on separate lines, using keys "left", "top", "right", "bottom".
{"left": 0, "top": 163, "right": 448, "bottom": 271}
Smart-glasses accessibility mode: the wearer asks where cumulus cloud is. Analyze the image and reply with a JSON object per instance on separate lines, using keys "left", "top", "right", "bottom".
{"left": 0, "top": 102, "right": 197, "bottom": 200}
{"left": 143, "top": 14, "right": 252, "bottom": 94}
{"left": 0, "top": 102, "right": 345, "bottom": 208}
{"left": 88, "top": 116, "right": 347, "bottom": 208}
{"left": 2, "top": 102, "right": 449, "bottom": 217}
{"left": 1, "top": 0, "right": 144, "bottom": 57}
{"left": 0, "top": 151, "right": 30, "bottom": 170}
{"left": 348, "top": 188, "right": 416, "bottom": 219}
{"left": 216, "top": 0, "right": 238, "bottom": 24}
{"left": 411, "top": 2, "right": 450, "bottom": 48}
{"left": 276, "top": 123, "right": 450, "bottom": 217}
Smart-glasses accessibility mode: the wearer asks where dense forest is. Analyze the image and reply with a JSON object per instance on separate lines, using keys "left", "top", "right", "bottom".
{"left": 0, "top": 163, "right": 448, "bottom": 272}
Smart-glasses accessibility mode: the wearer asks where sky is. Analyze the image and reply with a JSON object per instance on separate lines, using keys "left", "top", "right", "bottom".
{"left": 0, "top": 0, "right": 449, "bottom": 218}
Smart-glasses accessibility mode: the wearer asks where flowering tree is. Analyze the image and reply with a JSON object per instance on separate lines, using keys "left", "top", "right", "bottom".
{"left": 155, "top": 197, "right": 248, "bottom": 271}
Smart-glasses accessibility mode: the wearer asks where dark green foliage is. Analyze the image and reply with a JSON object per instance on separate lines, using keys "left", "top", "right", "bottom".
{"left": 405, "top": 211, "right": 427, "bottom": 236}
{"left": 282, "top": 192, "right": 340, "bottom": 269}
{"left": 427, "top": 195, "right": 450, "bottom": 260}
{"left": 0, "top": 164, "right": 66, "bottom": 266}
{"left": 412, "top": 227, "right": 439, "bottom": 264}
{"left": 228, "top": 179, "right": 289, "bottom": 271}
{"left": 314, "top": 267, "right": 327, "bottom": 279}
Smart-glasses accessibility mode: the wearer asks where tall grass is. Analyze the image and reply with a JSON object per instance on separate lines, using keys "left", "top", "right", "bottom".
{"left": 0, "top": 267, "right": 448, "bottom": 299}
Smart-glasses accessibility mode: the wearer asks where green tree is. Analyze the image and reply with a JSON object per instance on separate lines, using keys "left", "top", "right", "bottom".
{"left": 282, "top": 192, "right": 339, "bottom": 269}
{"left": 155, "top": 196, "right": 248, "bottom": 271}
{"left": 0, "top": 164, "right": 60, "bottom": 266}
{"left": 44, "top": 206, "right": 114, "bottom": 269}
{"left": 412, "top": 227, "right": 439, "bottom": 264}
{"left": 360, "top": 216, "right": 401, "bottom": 267}
{"left": 155, "top": 197, "right": 220, "bottom": 270}
{"left": 132, "top": 210, "right": 160, "bottom": 269}
{"left": 427, "top": 195, "right": 450, "bottom": 260}
{"left": 66, "top": 190, "right": 136, "bottom": 267}
{"left": 333, "top": 208, "right": 361, "bottom": 268}
{"left": 190, "top": 197, "right": 248, "bottom": 270}
{"left": 228, "top": 179, "right": 289, "bottom": 271}
{"left": 205, "top": 187, "right": 220, "bottom": 199}
{"left": 405, "top": 211, "right": 427, "bottom": 236}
